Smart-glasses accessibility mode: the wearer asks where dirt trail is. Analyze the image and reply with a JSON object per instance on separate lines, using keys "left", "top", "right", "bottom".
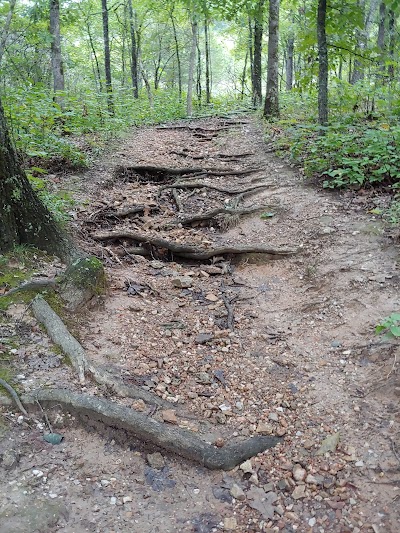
{"left": 0, "top": 115, "right": 399, "bottom": 532}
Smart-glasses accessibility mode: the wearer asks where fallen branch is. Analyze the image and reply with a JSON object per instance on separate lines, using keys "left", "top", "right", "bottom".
{"left": 31, "top": 295, "right": 171, "bottom": 408}
{"left": 17, "top": 388, "right": 281, "bottom": 470}
{"left": 92, "top": 230, "right": 297, "bottom": 259}
{"left": 156, "top": 125, "right": 233, "bottom": 133}
{"left": 174, "top": 205, "right": 273, "bottom": 226}
{"left": 160, "top": 182, "right": 267, "bottom": 195}
{"left": 118, "top": 164, "right": 260, "bottom": 179}
{"left": 172, "top": 189, "right": 183, "bottom": 212}
{"left": 86, "top": 205, "right": 152, "bottom": 222}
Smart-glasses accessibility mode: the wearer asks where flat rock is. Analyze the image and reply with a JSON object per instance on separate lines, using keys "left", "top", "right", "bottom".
{"left": 224, "top": 517, "right": 237, "bottom": 530}
{"left": 161, "top": 409, "right": 178, "bottom": 424}
{"left": 256, "top": 422, "right": 274, "bottom": 435}
{"left": 292, "top": 464, "right": 306, "bottom": 482}
{"left": 147, "top": 452, "right": 165, "bottom": 470}
{"left": 230, "top": 483, "right": 246, "bottom": 501}
{"left": 172, "top": 276, "right": 193, "bottom": 288}
{"left": 195, "top": 332, "right": 214, "bottom": 344}
{"left": 291, "top": 485, "right": 307, "bottom": 500}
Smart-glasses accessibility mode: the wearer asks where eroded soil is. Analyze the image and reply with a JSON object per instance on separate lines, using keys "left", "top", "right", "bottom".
{"left": 1, "top": 115, "right": 399, "bottom": 533}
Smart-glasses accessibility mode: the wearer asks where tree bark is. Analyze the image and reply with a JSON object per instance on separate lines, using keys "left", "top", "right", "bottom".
{"left": 128, "top": 0, "right": 139, "bottom": 98}
{"left": 286, "top": 37, "right": 294, "bottom": 91}
{"left": 388, "top": 9, "right": 395, "bottom": 79}
{"left": 101, "top": 0, "right": 114, "bottom": 115}
{"left": 170, "top": 10, "right": 182, "bottom": 101}
{"left": 187, "top": 18, "right": 198, "bottom": 116}
{"left": 204, "top": 18, "right": 211, "bottom": 103}
{"left": 317, "top": 0, "right": 328, "bottom": 126}
{"left": 252, "top": 0, "right": 264, "bottom": 107}
{"left": 49, "top": 0, "right": 65, "bottom": 95}
{"left": 0, "top": 98, "right": 73, "bottom": 261}
{"left": 264, "top": 0, "right": 280, "bottom": 118}
{"left": 0, "top": 0, "right": 17, "bottom": 66}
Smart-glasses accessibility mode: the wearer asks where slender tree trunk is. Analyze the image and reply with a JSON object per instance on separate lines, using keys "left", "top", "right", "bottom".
{"left": 170, "top": 11, "right": 182, "bottom": 101}
{"left": 286, "top": 37, "right": 294, "bottom": 91}
{"left": 49, "top": 0, "right": 65, "bottom": 95}
{"left": 377, "top": 2, "right": 386, "bottom": 78}
{"left": 101, "top": 0, "right": 114, "bottom": 115}
{"left": 264, "top": 0, "right": 280, "bottom": 118}
{"left": 187, "top": 18, "right": 198, "bottom": 116}
{"left": 204, "top": 18, "right": 211, "bottom": 103}
{"left": 388, "top": 9, "right": 395, "bottom": 79}
{"left": 0, "top": 0, "right": 17, "bottom": 65}
{"left": 196, "top": 30, "right": 202, "bottom": 104}
{"left": 240, "top": 49, "right": 249, "bottom": 100}
{"left": 252, "top": 0, "right": 264, "bottom": 106}
{"left": 317, "top": 0, "right": 328, "bottom": 126}
{"left": 128, "top": 0, "right": 139, "bottom": 98}
{"left": 0, "top": 98, "right": 72, "bottom": 260}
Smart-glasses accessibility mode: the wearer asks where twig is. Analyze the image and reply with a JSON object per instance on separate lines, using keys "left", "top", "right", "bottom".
{"left": 0, "top": 377, "right": 29, "bottom": 417}
{"left": 35, "top": 399, "right": 53, "bottom": 433}
{"left": 387, "top": 351, "right": 398, "bottom": 379}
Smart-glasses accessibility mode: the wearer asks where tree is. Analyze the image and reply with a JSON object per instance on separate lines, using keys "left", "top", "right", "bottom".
{"left": 0, "top": 97, "right": 71, "bottom": 259}
{"left": 49, "top": 0, "right": 65, "bottom": 94}
{"left": 0, "top": 0, "right": 17, "bottom": 66}
{"left": 251, "top": 0, "right": 264, "bottom": 106}
{"left": 317, "top": 0, "right": 328, "bottom": 126}
{"left": 101, "top": 0, "right": 114, "bottom": 114}
{"left": 264, "top": 0, "right": 280, "bottom": 118}
{"left": 187, "top": 16, "right": 198, "bottom": 115}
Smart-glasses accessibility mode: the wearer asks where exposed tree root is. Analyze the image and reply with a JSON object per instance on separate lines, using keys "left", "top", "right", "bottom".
{"left": 0, "top": 377, "right": 29, "bottom": 417}
{"left": 116, "top": 164, "right": 261, "bottom": 181}
{"left": 156, "top": 125, "right": 234, "bottom": 133}
{"left": 0, "top": 279, "right": 57, "bottom": 297}
{"left": 174, "top": 205, "right": 274, "bottom": 226}
{"left": 86, "top": 205, "right": 153, "bottom": 222}
{"left": 92, "top": 230, "right": 297, "bottom": 260}
{"left": 15, "top": 388, "right": 281, "bottom": 470}
{"left": 160, "top": 181, "right": 267, "bottom": 195}
{"left": 31, "top": 295, "right": 173, "bottom": 408}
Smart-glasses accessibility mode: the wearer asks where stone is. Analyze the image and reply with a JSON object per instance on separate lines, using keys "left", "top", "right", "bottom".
{"left": 195, "top": 332, "right": 214, "bottom": 344}
{"left": 291, "top": 485, "right": 306, "bottom": 500}
{"left": 110, "top": 497, "right": 117, "bottom": 505}
{"left": 1, "top": 449, "right": 20, "bottom": 470}
{"left": 292, "top": 464, "right": 307, "bottom": 482}
{"left": 161, "top": 409, "right": 178, "bottom": 424}
{"left": 123, "top": 496, "right": 133, "bottom": 504}
{"left": 331, "top": 340, "right": 342, "bottom": 348}
{"left": 305, "top": 474, "right": 319, "bottom": 485}
{"left": 309, "top": 517, "right": 316, "bottom": 527}
{"left": 205, "top": 293, "right": 219, "bottom": 302}
{"left": 276, "top": 479, "right": 291, "bottom": 490}
{"left": 268, "top": 412, "right": 279, "bottom": 422}
{"left": 303, "top": 439, "right": 314, "bottom": 450}
{"left": 131, "top": 399, "right": 146, "bottom": 411}
{"left": 256, "top": 422, "right": 274, "bottom": 435}
{"left": 240, "top": 459, "right": 253, "bottom": 474}
{"left": 224, "top": 517, "right": 237, "bottom": 530}
{"left": 230, "top": 483, "right": 246, "bottom": 501}
{"left": 146, "top": 452, "right": 165, "bottom": 469}
{"left": 202, "top": 265, "right": 223, "bottom": 275}
{"left": 196, "top": 372, "right": 212, "bottom": 384}
{"left": 172, "top": 276, "right": 192, "bottom": 288}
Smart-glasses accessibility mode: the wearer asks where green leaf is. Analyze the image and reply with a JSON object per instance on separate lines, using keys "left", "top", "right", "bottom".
{"left": 389, "top": 325, "right": 400, "bottom": 337}
{"left": 260, "top": 212, "right": 275, "bottom": 219}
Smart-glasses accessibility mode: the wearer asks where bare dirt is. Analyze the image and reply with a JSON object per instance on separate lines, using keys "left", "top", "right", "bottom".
{"left": 0, "top": 115, "right": 399, "bottom": 533}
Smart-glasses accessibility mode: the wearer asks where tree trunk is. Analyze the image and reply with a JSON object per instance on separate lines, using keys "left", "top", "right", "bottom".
{"left": 252, "top": 0, "right": 264, "bottom": 107}
{"left": 128, "top": 0, "right": 139, "bottom": 98}
{"left": 49, "top": 0, "right": 65, "bottom": 94}
{"left": 0, "top": 98, "right": 73, "bottom": 261}
{"left": 204, "top": 18, "right": 211, "bottom": 103}
{"left": 388, "top": 9, "right": 395, "bottom": 79}
{"left": 240, "top": 49, "right": 249, "bottom": 100}
{"left": 264, "top": 0, "right": 280, "bottom": 118}
{"left": 285, "top": 37, "right": 294, "bottom": 91}
{"left": 187, "top": 18, "right": 198, "bottom": 116}
{"left": 317, "top": 0, "right": 328, "bottom": 126}
{"left": 170, "top": 11, "right": 182, "bottom": 101}
{"left": 101, "top": 0, "right": 114, "bottom": 115}
{"left": 196, "top": 30, "right": 202, "bottom": 104}
{"left": 0, "top": 0, "right": 17, "bottom": 66}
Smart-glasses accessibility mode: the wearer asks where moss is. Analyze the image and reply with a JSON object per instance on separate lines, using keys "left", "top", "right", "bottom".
{"left": 62, "top": 256, "right": 106, "bottom": 295}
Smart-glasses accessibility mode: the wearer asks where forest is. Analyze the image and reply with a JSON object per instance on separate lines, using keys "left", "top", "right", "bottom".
{"left": 0, "top": 0, "right": 399, "bottom": 216}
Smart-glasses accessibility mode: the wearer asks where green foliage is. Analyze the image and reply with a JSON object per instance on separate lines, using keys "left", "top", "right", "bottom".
{"left": 26, "top": 171, "right": 75, "bottom": 225}
{"left": 375, "top": 313, "right": 400, "bottom": 339}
